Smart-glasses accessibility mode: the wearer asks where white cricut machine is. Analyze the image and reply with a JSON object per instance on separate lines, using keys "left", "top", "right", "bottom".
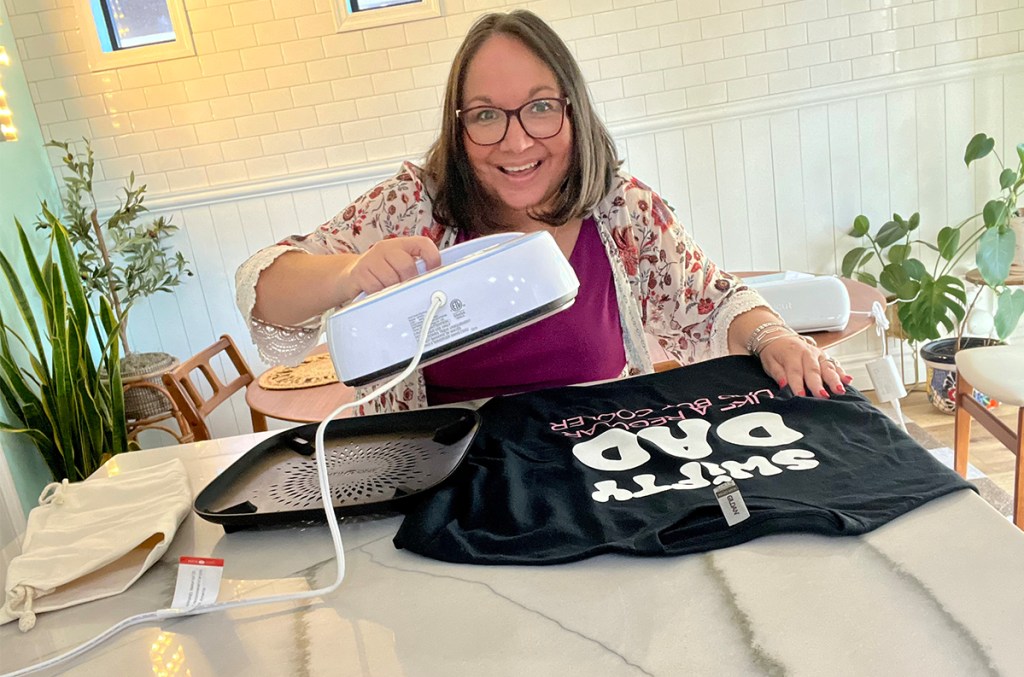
{"left": 742, "top": 272, "right": 851, "bottom": 332}
{"left": 326, "top": 231, "right": 580, "bottom": 386}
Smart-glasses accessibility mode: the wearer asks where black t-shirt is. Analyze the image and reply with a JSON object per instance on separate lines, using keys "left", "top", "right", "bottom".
{"left": 394, "top": 355, "right": 972, "bottom": 565}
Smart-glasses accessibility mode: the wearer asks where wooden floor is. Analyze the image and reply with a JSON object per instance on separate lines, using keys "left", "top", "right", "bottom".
{"left": 885, "top": 388, "right": 1019, "bottom": 497}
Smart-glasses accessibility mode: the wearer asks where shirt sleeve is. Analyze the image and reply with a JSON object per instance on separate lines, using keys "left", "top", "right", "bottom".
{"left": 623, "top": 177, "right": 769, "bottom": 364}
{"left": 235, "top": 163, "right": 437, "bottom": 366}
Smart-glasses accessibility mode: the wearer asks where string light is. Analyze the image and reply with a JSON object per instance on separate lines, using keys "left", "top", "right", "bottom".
{"left": 0, "top": 45, "right": 16, "bottom": 141}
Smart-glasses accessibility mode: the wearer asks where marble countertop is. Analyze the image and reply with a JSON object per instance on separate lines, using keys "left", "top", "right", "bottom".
{"left": 3, "top": 431, "right": 1024, "bottom": 677}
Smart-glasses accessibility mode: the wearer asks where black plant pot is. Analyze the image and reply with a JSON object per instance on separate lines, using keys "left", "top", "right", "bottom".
{"left": 919, "top": 337, "right": 1002, "bottom": 414}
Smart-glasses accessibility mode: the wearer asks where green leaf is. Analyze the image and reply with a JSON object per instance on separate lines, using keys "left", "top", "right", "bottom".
{"left": 896, "top": 274, "right": 967, "bottom": 342}
{"left": 875, "top": 220, "right": 908, "bottom": 248}
{"left": 976, "top": 226, "right": 1015, "bottom": 287}
{"left": 937, "top": 226, "right": 960, "bottom": 261}
{"left": 1000, "top": 168, "right": 1017, "bottom": 190}
{"left": 908, "top": 212, "right": 920, "bottom": 231}
{"left": 964, "top": 133, "right": 995, "bottom": 166}
{"left": 841, "top": 247, "right": 869, "bottom": 277}
{"left": 982, "top": 199, "right": 1009, "bottom": 229}
{"left": 994, "top": 289, "right": 1024, "bottom": 340}
{"left": 1017, "top": 143, "right": 1024, "bottom": 168}
{"left": 903, "top": 258, "right": 928, "bottom": 281}
{"left": 887, "top": 244, "right": 911, "bottom": 264}
{"left": 851, "top": 215, "right": 870, "bottom": 237}
{"left": 855, "top": 271, "right": 878, "bottom": 288}
{"left": 879, "top": 262, "right": 918, "bottom": 299}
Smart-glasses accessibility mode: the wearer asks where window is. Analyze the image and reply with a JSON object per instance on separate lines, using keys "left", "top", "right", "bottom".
{"left": 332, "top": 0, "right": 443, "bottom": 33}
{"left": 77, "top": 0, "right": 194, "bottom": 71}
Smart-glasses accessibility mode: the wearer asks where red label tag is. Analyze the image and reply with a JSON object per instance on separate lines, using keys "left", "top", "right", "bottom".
{"left": 179, "top": 556, "right": 224, "bottom": 567}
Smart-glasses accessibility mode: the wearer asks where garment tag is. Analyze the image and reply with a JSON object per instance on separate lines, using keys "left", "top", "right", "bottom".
{"left": 171, "top": 556, "right": 224, "bottom": 609}
{"left": 713, "top": 480, "right": 750, "bottom": 526}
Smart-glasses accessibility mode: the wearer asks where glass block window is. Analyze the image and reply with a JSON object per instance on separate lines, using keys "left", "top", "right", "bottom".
{"left": 95, "top": 0, "right": 176, "bottom": 50}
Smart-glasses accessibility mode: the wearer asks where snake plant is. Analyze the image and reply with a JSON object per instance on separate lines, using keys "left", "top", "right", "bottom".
{"left": 0, "top": 210, "right": 130, "bottom": 482}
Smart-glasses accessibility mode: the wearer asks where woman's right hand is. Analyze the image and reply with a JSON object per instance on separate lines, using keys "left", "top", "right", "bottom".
{"left": 338, "top": 236, "right": 442, "bottom": 304}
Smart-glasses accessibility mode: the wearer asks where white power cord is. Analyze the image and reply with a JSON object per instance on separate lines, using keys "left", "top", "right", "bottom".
{"left": 3, "top": 291, "right": 449, "bottom": 677}
{"left": 860, "top": 300, "right": 909, "bottom": 432}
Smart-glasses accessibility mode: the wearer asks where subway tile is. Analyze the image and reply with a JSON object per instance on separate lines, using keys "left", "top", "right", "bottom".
{"left": 679, "top": 0, "right": 723, "bottom": 21}
{"left": 245, "top": 156, "right": 286, "bottom": 180}
{"left": 769, "top": 67, "right": 811, "bottom": 92}
{"left": 682, "top": 37, "right": 726, "bottom": 63}
{"left": 295, "top": 13, "right": 335, "bottom": 39}
{"left": 850, "top": 8, "right": 890, "bottom": 35}
{"left": 746, "top": 48, "right": 790, "bottom": 75}
{"left": 226, "top": 71, "right": 270, "bottom": 95}
{"left": 935, "top": 0, "right": 977, "bottom": 21}
{"left": 428, "top": 36, "right": 464, "bottom": 63}
{"left": 685, "top": 82, "right": 729, "bottom": 107}
{"left": 395, "top": 87, "right": 439, "bottom": 112}
{"left": 118, "top": 64, "right": 162, "bottom": 89}
{"left": 251, "top": 89, "right": 296, "bottom": 113}
{"left": 572, "top": 0, "right": 614, "bottom": 15}
{"left": 348, "top": 51, "right": 392, "bottom": 77}
{"left": 370, "top": 69, "right": 416, "bottom": 95}
{"left": 141, "top": 149, "right": 185, "bottom": 174}
{"left": 166, "top": 168, "right": 210, "bottom": 192}
{"left": 254, "top": 18, "right": 299, "bottom": 45}
{"left": 194, "top": 118, "right": 238, "bottom": 143}
{"left": 894, "top": 45, "right": 936, "bottom": 71}
{"left": 644, "top": 87, "right": 687, "bottom": 115}
{"left": 616, "top": 27, "right": 661, "bottom": 54}
{"left": 184, "top": 76, "right": 229, "bottom": 101}
{"left": 827, "top": 0, "right": 870, "bottom": 16}
{"left": 701, "top": 12, "right": 744, "bottom": 38}
{"left": 144, "top": 83, "right": 189, "bottom": 108}
{"left": 21, "top": 58, "right": 55, "bottom": 82}
{"left": 128, "top": 108, "right": 172, "bottom": 132}
{"left": 207, "top": 161, "right": 250, "bottom": 185}
{"left": 977, "top": 30, "right": 1018, "bottom": 56}
{"left": 551, "top": 15, "right": 596, "bottom": 40}
{"left": 22, "top": 32, "right": 68, "bottom": 59}
{"left": 169, "top": 101, "right": 214, "bottom": 126}
{"left": 63, "top": 94, "right": 106, "bottom": 120}
{"left": 300, "top": 124, "right": 344, "bottom": 149}
{"left": 35, "top": 76, "right": 81, "bottom": 102}
{"left": 788, "top": 42, "right": 830, "bottom": 67}
{"left": 281, "top": 38, "right": 324, "bottom": 64}
{"left": 999, "top": 8, "right": 1024, "bottom": 32}
{"left": 830, "top": 34, "right": 872, "bottom": 59}
{"left": 809, "top": 59, "right": 852, "bottom": 85}
{"left": 331, "top": 75, "right": 376, "bottom": 101}
{"left": 599, "top": 52, "right": 642, "bottom": 79}
{"left": 705, "top": 56, "right": 747, "bottom": 82}
{"left": 977, "top": 0, "right": 1016, "bottom": 12}
{"left": 641, "top": 45, "right": 685, "bottom": 70}
{"left": 808, "top": 16, "right": 850, "bottom": 42}
{"left": 230, "top": 0, "right": 275, "bottom": 25}
{"left": 364, "top": 136, "right": 405, "bottom": 162}
{"left": 158, "top": 59, "right": 203, "bottom": 84}
{"left": 240, "top": 44, "right": 284, "bottom": 70}
{"left": 785, "top": 0, "right": 829, "bottom": 24}
{"left": 664, "top": 63, "right": 707, "bottom": 89}
{"left": 871, "top": 27, "right": 914, "bottom": 53}
{"left": 49, "top": 119, "right": 95, "bottom": 141}
{"left": 765, "top": 24, "right": 808, "bottom": 50}
{"left": 721, "top": 0, "right": 762, "bottom": 11}
{"left": 308, "top": 56, "right": 351, "bottom": 83}
{"left": 113, "top": 132, "right": 158, "bottom": 159}
{"left": 261, "top": 129, "right": 302, "bottom": 155}
{"left": 726, "top": 74, "right": 769, "bottom": 100}
{"left": 851, "top": 52, "right": 893, "bottom": 78}
{"left": 743, "top": 5, "right": 787, "bottom": 30}
{"left": 275, "top": 106, "right": 318, "bottom": 132}
{"left": 314, "top": 100, "right": 358, "bottom": 125}
{"left": 210, "top": 94, "right": 255, "bottom": 119}
{"left": 355, "top": 94, "right": 399, "bottom": 119}
{"left": 35, "top": 101, "right": 68, "bottom": 125}
{"left": 9, "top": 13, "right": 43, "bottom": 37}
{"left": 404, "top": 17, "right": 448, "bottom": 44}
{"left": 199, "top": 52, "right": 244, "bottom": 76}
{"left": 271, "top": 0, "right": 316, "bottom": 19}
{"left": 341, "top": 118, "right": 383, "bottom": 144}
{"left": 636, "top": 1, "right": 679, "bottom": 28}
{"left": 603, "top": 97, "right": 646, "bottom": 122}
{"left": 659, "top": 19, "right": 703, "bottom": 46}
{"left": 914, "top": 20, "right": 956, "bottom": 46}
{"left": 891, "top": 2, "right": 934, "bottom": 28}
{"left": 290, "top": 82, "right": 333, "bottom": 106}
{"left": 266, "top": 63, "right": 309, "bottom": 89}
{"left": 189, "top": 5, "right": 233, "bottom": 31}
{"left": 380, "top": 112, "right": 422, "bottom": 136}
{"left": 213, "top": 26, "right": 258, "bottom": 52}
{"left": 388, "top": 44, "right": 431, "bottom": 70}
{"left": 322, "top": 33, "right": 367, "bottom": 59}
{"left": 85, "top": 114, "right": 128, "bottom": 138}
{"left": 235, "top": 112, "right": 279, "bottom": 137}
{"left": 324, "top": 140, "right": 367, "bottom": 167}
{"left": 956, "top": 13, "right": 1000, "bottom": 38}
{"left": 221, "top": 138, "right": 266, "bottom": 161}
{"left": 622, "top": 71, "right": 665, "bottom": 97}
{"left": 935, "top": 38, "right": 978, "bottom": 64}
{"left": 154, "top": 126, "right": 200, "bottom": 150}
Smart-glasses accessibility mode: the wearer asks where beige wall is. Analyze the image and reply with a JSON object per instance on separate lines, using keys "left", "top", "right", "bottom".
{"left": 5, "top": 0, "right": 1022, "bottom": 204}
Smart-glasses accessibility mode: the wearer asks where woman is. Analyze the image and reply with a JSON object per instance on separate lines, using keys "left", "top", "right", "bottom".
{"left": 236, "top": 10, "right": 850, "bottom": 413}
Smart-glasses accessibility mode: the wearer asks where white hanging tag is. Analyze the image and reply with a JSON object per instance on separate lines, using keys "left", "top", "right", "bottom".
{"left": 171, "top": 556, "right": 224, "bottom": 609}
{"left": 714, "top": 480, "right": 750, "bottom": 526}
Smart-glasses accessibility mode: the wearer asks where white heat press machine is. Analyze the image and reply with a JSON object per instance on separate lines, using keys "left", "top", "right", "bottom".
{"left": 326, "top": 231, "right": 580, "bottom": 386}
{"left": 742, "top": 272, "right": 851, "bottom": 333}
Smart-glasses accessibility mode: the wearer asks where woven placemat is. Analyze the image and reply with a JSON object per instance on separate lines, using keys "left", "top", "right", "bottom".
{"left": 258, "top": 353, "right": 339, "bottom": 390}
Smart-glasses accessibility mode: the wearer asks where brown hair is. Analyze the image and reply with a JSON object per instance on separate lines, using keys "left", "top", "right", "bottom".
{"left": 423, "top": 10, "right": 619, "bottom": 233}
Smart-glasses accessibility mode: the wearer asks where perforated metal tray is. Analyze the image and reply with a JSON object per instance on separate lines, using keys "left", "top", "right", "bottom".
{"left": 194, "top": 408, "right": 480, "bottom": 532}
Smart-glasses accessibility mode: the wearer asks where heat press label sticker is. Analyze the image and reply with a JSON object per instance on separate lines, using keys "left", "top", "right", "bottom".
{"left": 171, "top": 556, "right": 224, "bottom": 609}
{"left": 714, "top": 480, "right": 750, "bottom": 526}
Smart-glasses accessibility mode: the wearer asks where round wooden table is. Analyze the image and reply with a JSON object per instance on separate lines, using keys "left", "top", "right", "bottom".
{"left": 246, "top": 344, "right": 355, "bottom": 424}
{"left": 248, "top": 274, "right": 886, "bottom": 423}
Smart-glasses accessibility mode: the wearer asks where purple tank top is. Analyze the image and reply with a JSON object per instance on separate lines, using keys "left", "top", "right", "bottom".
{"left": 423, "top": 218, "right": 627, "bottom": 405}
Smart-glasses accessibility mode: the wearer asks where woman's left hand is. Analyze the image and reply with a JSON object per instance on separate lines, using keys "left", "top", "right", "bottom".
{"left": 757, "top": 335, "right": 853, "bottom": 398}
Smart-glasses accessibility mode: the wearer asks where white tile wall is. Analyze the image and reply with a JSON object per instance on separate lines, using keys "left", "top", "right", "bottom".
{"left": 4, "top": 0, "right": 1019, "bottom": 203}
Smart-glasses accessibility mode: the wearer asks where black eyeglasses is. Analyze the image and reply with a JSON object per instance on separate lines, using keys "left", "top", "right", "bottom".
{"left": 456, "top": 97, "right": 570, "bottom": 146}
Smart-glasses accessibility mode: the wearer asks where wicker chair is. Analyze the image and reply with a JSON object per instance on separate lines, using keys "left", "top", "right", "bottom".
{"left": 162, "top": 335, "right": 268, "bottom": 442}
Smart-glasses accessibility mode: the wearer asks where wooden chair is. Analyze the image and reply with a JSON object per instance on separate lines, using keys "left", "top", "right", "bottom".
{"left": 162, "top": 335, "right": 268, "bottom": 442}
{"left": 954, "top": 345, "right": 1024, "bottom": 530}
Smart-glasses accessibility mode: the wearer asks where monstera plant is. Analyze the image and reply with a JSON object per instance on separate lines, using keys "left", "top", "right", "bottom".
{"left": 842, "top": 133, "right": 1024, "bottom": 344}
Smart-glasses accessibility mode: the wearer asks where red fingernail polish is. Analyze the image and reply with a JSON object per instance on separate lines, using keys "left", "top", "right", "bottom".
{"left": 836, "top": 385, "right": 846, "bottom": 394}
{"left": 819, "top": 389, "right": 830, "bottom": 398}
{"left": 842, "top": 375, "right": 854, "bottom": 384}
{"left": 796, "top": 390, "right": 805, "bottom": 397}
{"left": 779, "top": 379, "right": 788, "bottom": 388}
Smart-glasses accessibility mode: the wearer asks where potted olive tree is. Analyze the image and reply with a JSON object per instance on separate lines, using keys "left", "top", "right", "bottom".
{"left": 35, "top": 139, "right": 192, "bottom": 422}
{"left": 842, "top": 134, "right": 1024, "bottom": 412}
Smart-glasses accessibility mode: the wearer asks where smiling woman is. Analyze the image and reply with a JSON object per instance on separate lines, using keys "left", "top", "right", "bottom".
{"left": 235, "top": 9, "right": 851, "bottom": 416}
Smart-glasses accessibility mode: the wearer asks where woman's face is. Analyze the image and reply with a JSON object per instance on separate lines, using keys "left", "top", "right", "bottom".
{"left": 460, "top": 34, "right": 572, "bottom": 223}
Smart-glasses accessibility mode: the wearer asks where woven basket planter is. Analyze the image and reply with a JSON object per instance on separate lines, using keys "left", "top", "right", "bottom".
{"left": 121, "top": 352, "right": 178, "bottom": 421}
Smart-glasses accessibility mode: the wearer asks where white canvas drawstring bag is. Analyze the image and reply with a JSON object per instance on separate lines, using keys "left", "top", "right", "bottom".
{"left": 1, "top": 458, "right": 192, "bottom": 631}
